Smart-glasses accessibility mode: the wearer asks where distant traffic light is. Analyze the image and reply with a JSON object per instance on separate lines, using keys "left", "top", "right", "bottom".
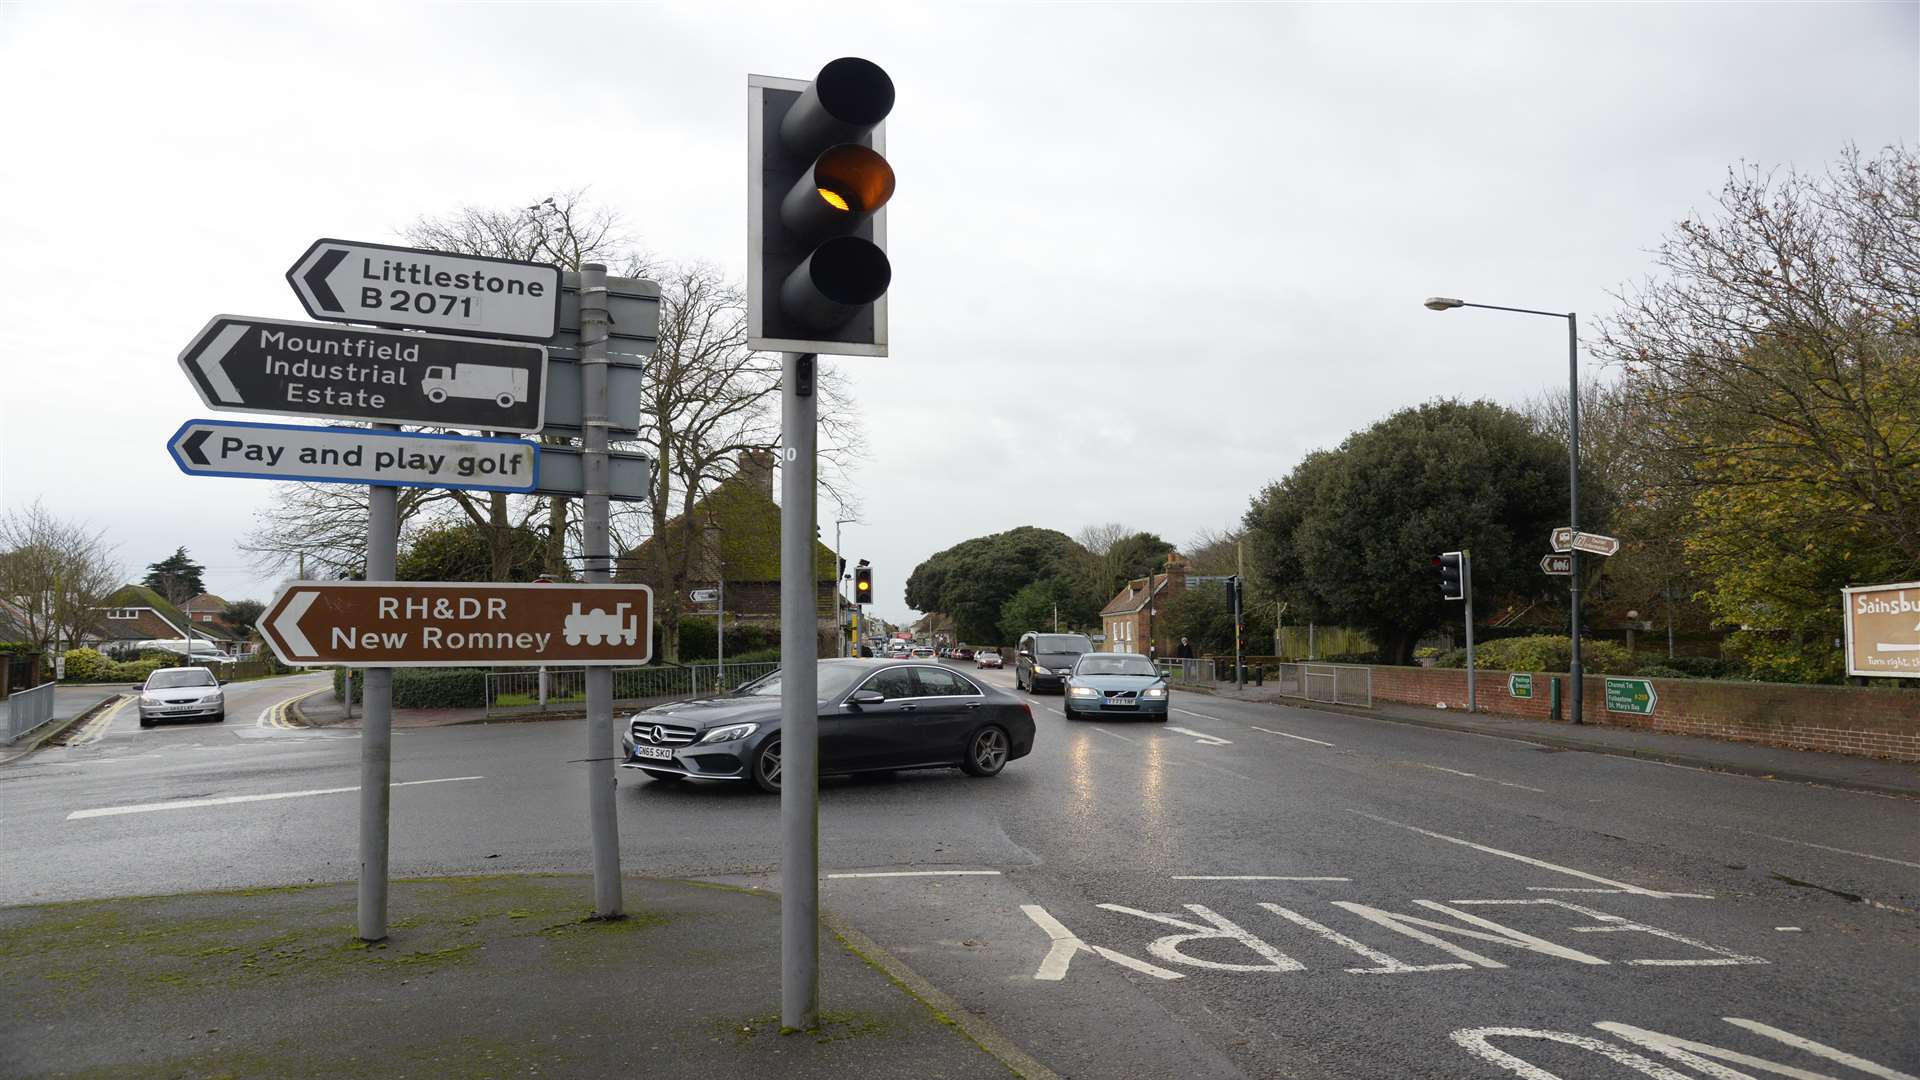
{"left": 1435, "top": 551, "right": 1466, "bottom": 600}
{"left": 748, "top": 57, "right": 894, "bottom": 356}
{"left": 854, "top": 560, "right": 872, "bottom": 605}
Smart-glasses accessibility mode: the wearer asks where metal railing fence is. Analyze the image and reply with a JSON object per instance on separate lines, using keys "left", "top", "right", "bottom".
{"left": 485, "top": 661, "right": 781, "bottom": 717}
{"left": 1155, "top": 659, "right": 1219, "bottom": 686}
{"left": 1268, "top": 663, "right": 1372, "bottom": 708}
{"left": 3, "top": 681, "right": 57, "bottom": 744}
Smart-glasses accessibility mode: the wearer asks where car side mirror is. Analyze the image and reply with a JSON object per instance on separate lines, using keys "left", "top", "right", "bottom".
{"left": 848, "top": 689, "right": 885, "bottom": 707}
{"left": 130, "top": 683, "right": 144, "bottom": 690}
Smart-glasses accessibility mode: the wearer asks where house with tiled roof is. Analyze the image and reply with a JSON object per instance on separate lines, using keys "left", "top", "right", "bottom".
{"left": 1099, "top": 554, "right": 1189, "bottom": 656}
{"left": 615, "top": 451, "right": 842, "bottom": 626}
{"left": 85, "top": 584, "right": 245, "bottom": 659}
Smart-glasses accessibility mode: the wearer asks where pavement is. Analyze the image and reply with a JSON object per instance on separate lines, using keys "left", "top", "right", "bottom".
{"left": 0, "top": 874, "right": 1020, "bottom": 1080}
{"left": 1194, "top": 680, "right": 1920, "bottom": 797}
{"left": 0, "top": 684, "right": 124, "bottom": 764}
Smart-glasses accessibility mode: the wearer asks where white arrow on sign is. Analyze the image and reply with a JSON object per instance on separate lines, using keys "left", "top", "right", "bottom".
{"left": 193, "top": 323, "right": 247, "bottom": 404}
{"left": 268, "top": 589, "right": 321, "bottom": 660}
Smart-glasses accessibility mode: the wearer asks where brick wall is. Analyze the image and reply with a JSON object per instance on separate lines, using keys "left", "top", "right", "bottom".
{"left": 1366, "top": 665, "right": 1920, "bottom": 763}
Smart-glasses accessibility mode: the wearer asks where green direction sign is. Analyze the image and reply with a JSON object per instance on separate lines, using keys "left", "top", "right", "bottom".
{"left": 1604, "top": 677, "right": 1658, "bottom": 715}
{"left": 1508, "top": 673, "right": 1533, "bottom": 699}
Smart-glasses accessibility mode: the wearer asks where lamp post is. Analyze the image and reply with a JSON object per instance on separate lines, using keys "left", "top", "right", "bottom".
{"left": 1423, "top": 296, "right": 1586, "bottom": 725}
{"left": 834, "top": 517, "right": 857, "bottom": 657}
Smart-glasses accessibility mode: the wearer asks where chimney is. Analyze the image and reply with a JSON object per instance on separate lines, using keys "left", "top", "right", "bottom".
{"left": 736, "top": 450, "right": 775, "bottom": 497}
{"left": 1162, "top": 553, "right": 1188, "bottom": 592}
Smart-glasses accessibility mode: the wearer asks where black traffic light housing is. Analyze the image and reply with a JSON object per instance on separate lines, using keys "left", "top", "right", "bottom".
{"left": 854, "top": 560, "right": 873, "bottom": 605}
{"left": 748, "top": 57, "right": 894, "bottom": 356}
{"left": 1435, "top": 551, "right": 1465, "bottom": 600}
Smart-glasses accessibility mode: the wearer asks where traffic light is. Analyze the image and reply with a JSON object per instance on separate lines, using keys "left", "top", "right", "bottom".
{"left": 1222, "top": 576, "right": 1241, "bottom": 616}
{"left": 854, "top": 560, "right": 872, "bottom": 605}
{"left": 1435, "top": 551, "right": 1465, "bottom": 600}
{"left": 748, "top": 57, "right": 894, "bottom": 356}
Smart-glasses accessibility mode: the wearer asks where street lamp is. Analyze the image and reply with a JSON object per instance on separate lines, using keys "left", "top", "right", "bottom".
{"left": 1423, "top": 296, "right": 1587, "bottom": 725}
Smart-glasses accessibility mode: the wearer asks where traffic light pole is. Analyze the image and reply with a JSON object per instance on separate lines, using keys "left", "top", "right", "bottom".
{"left": 1566, "top": 314, "right": 1584, "bottom": 725}
{"left": 779, "top": 351, "right": 820, "bottom": 1032}
{"left": 1463, "top": 550, "right": 1476, "bottom": 713}
{"left": 580, "top": 263, "right": 624, "bottom": 919}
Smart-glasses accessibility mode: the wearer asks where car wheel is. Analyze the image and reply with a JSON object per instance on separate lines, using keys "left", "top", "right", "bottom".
{"left": 962, "top": 725, "right": 1011, "bottom": 777}
{"left": 213, "top": 711, "right": 225, "bottom": 723}
{"left": 640, "top": 768, "right": 684, "bottom": 783}
{"left": 139, "top": 716, "right": 155, "bottom": 728}
{"left": 752, "top": 739, "right": 782, "bottom": 793}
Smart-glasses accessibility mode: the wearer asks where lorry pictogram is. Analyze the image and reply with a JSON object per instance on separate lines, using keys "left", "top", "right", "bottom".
{"left": 421, "top": 363, "right": 530, "bottom": 409}
{"left": 563, "top": 602, "right": 638, "bottom": 646}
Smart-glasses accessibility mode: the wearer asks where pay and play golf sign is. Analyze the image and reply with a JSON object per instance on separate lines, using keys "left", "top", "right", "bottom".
{"left": 287, "top": 239, "right": 560, "bottom": 341}
{"left": 167, "top": 420, "right": 537, "bottom": 493}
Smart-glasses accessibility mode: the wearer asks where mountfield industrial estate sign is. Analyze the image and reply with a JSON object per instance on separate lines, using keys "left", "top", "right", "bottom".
{"left": 1842, "top": 581, "right": 1920, "bottom": 678}
{"left": 260, "top": 582, "right": 653, "bottom": 668}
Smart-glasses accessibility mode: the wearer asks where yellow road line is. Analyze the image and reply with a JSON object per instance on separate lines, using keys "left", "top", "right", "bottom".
{"left": 70, "top": 697, "right": 133, "bottom": 746}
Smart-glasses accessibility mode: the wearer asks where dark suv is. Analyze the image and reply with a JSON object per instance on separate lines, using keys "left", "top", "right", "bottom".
{"left": 1015, "top": 631, "right": 1093, "bottom": 693}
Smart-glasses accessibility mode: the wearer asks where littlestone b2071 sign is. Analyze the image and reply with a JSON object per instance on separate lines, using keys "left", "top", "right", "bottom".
{"left": 287, "top": 239, "right": 560, "bottom": 341}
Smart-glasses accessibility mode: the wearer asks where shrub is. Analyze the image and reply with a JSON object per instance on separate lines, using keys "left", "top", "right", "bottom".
{"left": 1634, "top": 664, "right": 1692, "bottom": 680}
{"left": 333, "top": 667, "right": 487, "bottom": 708}
{"left": 62, "top": 648, "right": 113, "bottom": 681}
{"left": 1723, "top": 633, "right": 1844, "bottom": 684}
{"left": 674, "top": 618, "right": 781, "bottom": 663}
{"left": 1319, "top": 652, "right": 1379, "bottom": 665}
{"left": 1659, "top": 655, "right": 1730, "bottom": 679}
{"left": 1428, "top": 636, "right": 1632, "bottom": 675}
{"left": 109, "top": 658, "right": 169, "bottom": 683}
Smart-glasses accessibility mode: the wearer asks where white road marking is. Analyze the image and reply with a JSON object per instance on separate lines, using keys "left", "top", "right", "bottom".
{"left": 1098, "top": 903, "right": 1305, "bottom": 972}
{"left": 1332, "top": 900, "right": 1610, "bottom": 968}
{"left": 1020, "top": 904, "right": 1184, "bottom": 981}
{"left": 1775, "top": 926, "right": 1803, "bottom": 932}
{"left": 1045, "top": 706, "right": 1065, "bottom": 716}
{"left": 1165, "top": 725, "right": 1232, "bottom": 746}
{"left": 1451, "top": 1028, "right": 1695, "bottom": 1079}
{"left": 1087, "top": 726, "right": 1135, "bottom": 744}
{"left": 827, "top": 870, "right": 1002, "bottom": 879}
{"left": 1451, "top": 899, "right": 1765, "bottom": 967}
{"left": 1720, "top": 828, "right": 1920, "bottom": 871}
{"left": 67, "top": 776, "right": 483, "bottom": 820}
{"left": 1715, "top": 1018, "right": 1918, "bottom": 1079}
{"left": 1411, "top": 763, "right": 1545, "bottom": 793}
{"left": 1250, "top": 725, "right": 1334, "bottom": 747}
{"left": 1347, "top": 810, "right": 1712, "bottom": 899}
{"left": 1174, "top": 875, "right": 1351, "bottom": 882}
{"left": 1259, "top": 903, "right": 1473, "bottom": 975}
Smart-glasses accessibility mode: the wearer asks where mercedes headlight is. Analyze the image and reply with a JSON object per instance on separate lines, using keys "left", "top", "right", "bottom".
{"left": 698, "top": 723, "right": 759, "bottom": 745}
{"left": 1143, "top": 686, "right": 1168, "bottom": 698}
{"left": 1068, "top": 686, "right": 1098, "bottom": 697}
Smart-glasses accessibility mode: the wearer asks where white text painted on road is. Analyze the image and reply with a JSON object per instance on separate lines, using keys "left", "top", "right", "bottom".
{"left": 1452, "top": 1018, "right": 1916, "bottom": 1080}
{"left": 67, "top": 776, "right": 483, "bottom": 820}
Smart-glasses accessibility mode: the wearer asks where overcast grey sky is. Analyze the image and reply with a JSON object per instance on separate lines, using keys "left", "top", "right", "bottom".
{"left": 1, "top": 2, "right": 1913, "bottom": 622}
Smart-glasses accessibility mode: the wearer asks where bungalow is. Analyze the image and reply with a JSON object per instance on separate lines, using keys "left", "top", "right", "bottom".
{"left": 86, "top": 585, "right": 245, "bottom": 659}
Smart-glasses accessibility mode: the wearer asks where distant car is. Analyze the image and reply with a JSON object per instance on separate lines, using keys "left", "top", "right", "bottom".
{"left": 1015, "top": 631, "right": 1094, "bottom": 693}
{"left": 911, "top": 646, "right": 936, "bottom": 660}
{"left": 136, "top": 666, "right": 226, "bottom": 727}
{"left": 1063, "top": 652, "right": 1169, "bottom": 722}
{"left": 975, "top": 650, "right": 1003, "bottom": 669}
{"left": 619, "top": 659, "right": 1036, "bottom": 792}
{"left": 955, "top": 646, "right": 974, "bottom": 660}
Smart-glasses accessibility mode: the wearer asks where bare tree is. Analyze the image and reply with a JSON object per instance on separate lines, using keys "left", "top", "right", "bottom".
{"left": 240, "top": 482, "right": 446, "bottom": 581}
{"left": 0, "top": 500, "right": 123, "bottom": 652}
{"left": 1074, "top": 522, "right": 1134, "bottom": 556}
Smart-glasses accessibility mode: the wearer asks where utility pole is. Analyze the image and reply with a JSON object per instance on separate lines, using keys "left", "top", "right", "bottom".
{"left": 357, "top": 424, "right": 398, "bottom": 942}
{"left": 1234, "top": 541, "right": 1246, "bottom": 690}
{"left": 779, "top": 351, "right": 820, "bottom": 1029}
{"left": 580, "top": 263, "right": 623, "bottom": 918}
{"left": 1464, "top": 549, "right": 1476, "bottom": 713}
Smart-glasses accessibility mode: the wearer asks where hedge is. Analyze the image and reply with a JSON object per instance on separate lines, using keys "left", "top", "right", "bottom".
{"left": 333, "top": 667, "right": 487, "bottom": 708}
{"left": 1432, "top": 635, "right": 1634, "bottom": 675}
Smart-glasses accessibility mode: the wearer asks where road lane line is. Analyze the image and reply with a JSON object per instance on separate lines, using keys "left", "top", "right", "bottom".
{"left": 1250, "top": 725, "right": 1334, "bottom": 747}
{"left": 1347, "top": 810, "right": 1713, "bottom": 899}
{"left": 1165, "top": 725, "right": 1232, "bottom": 746}
{"left": 827, "top": 870, "right": 1002, "bottom": 879}
{"left": 67, "top": 776, "right": 483, "bottom": 820}
{"left": 1720, "top": 828, "right": 1920, "bottom": 870}
{"left": 1411, "top": 763, "right": 1546, "bottom": 793}
{"left": 1174, "top": 875, "right": 1351, "bottom": 882}
{"left": 1087, "top": 726, "right": 1135, "bottom": 743}
{"left": 65, "top": 697, "right": 132, "bottom": 746}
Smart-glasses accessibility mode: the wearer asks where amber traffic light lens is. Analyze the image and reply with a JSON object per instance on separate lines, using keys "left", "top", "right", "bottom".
{"left": 811, "top": 145, "right": 894, "bottom": 215}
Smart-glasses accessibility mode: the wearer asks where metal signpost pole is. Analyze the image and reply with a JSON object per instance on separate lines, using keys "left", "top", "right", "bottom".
{"left": 1567, "top": 314, "right": 1584, "bottom": 725}
{"left": 580, "top": 263, "right": 623, "bottom": 918}
{"left": 357, "top": 426, "right": 398, "bottom": 942}
{"left": 780, "top": 351, "right": 820, "bottom": 1032}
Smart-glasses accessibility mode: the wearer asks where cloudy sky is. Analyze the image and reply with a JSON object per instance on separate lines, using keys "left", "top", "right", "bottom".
{"left": 1, "top": 2, "right": 1913, "bottom": 623}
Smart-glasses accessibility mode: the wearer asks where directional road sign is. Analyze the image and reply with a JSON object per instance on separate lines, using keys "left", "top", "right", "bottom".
{"left": 1508, "top": 672, "right": 1533, "bottom": 699}
{"left": 1604, "top": 677, "right": 1658, "bottom": 715}
{"left": 1540, "top": 554, "right": 1573, "bottom": 575}
{"left": 1571, "top": 531, "right": 1621, "bottom": 557}
{"left": 287, "top": 239, "right": 560, "bottom": 341}
{"left": 690, "top": 589, "right": 719, "bottom": 603}
{"left": 167, "top": 419, "right": 538, "bottom": 493}
{"left": 1551, "top": 527, "right": 1576, "bottom": 552}
{"left": 178, "top": 315, "right": 548, "bottom": 433}
{"left": 259, "top": 581, "right": 654, "bottom": 668}
{"left": 1841, "top": 580, "right": 1920, "bottom": 678}
{"left": 534, "top": 447, "right": 653, "bottom": 502}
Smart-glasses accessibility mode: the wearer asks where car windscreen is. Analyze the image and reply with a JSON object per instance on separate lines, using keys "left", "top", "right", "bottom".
{"left": 146, "top": 669, "right": 217, "bottom": 689}
{"left": 1034, "top": 634, "right": 1092, "bottom": 658}
{"left": 1074, "top": 656, "right": 1158, "bottom": 677}
{"left": 736, "top": 665, "right": 867, "bottom": 699}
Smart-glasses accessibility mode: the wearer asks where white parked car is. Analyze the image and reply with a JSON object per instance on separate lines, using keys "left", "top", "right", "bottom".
{"left": 136, "top": 666, "right": 226, "bottom": 727}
